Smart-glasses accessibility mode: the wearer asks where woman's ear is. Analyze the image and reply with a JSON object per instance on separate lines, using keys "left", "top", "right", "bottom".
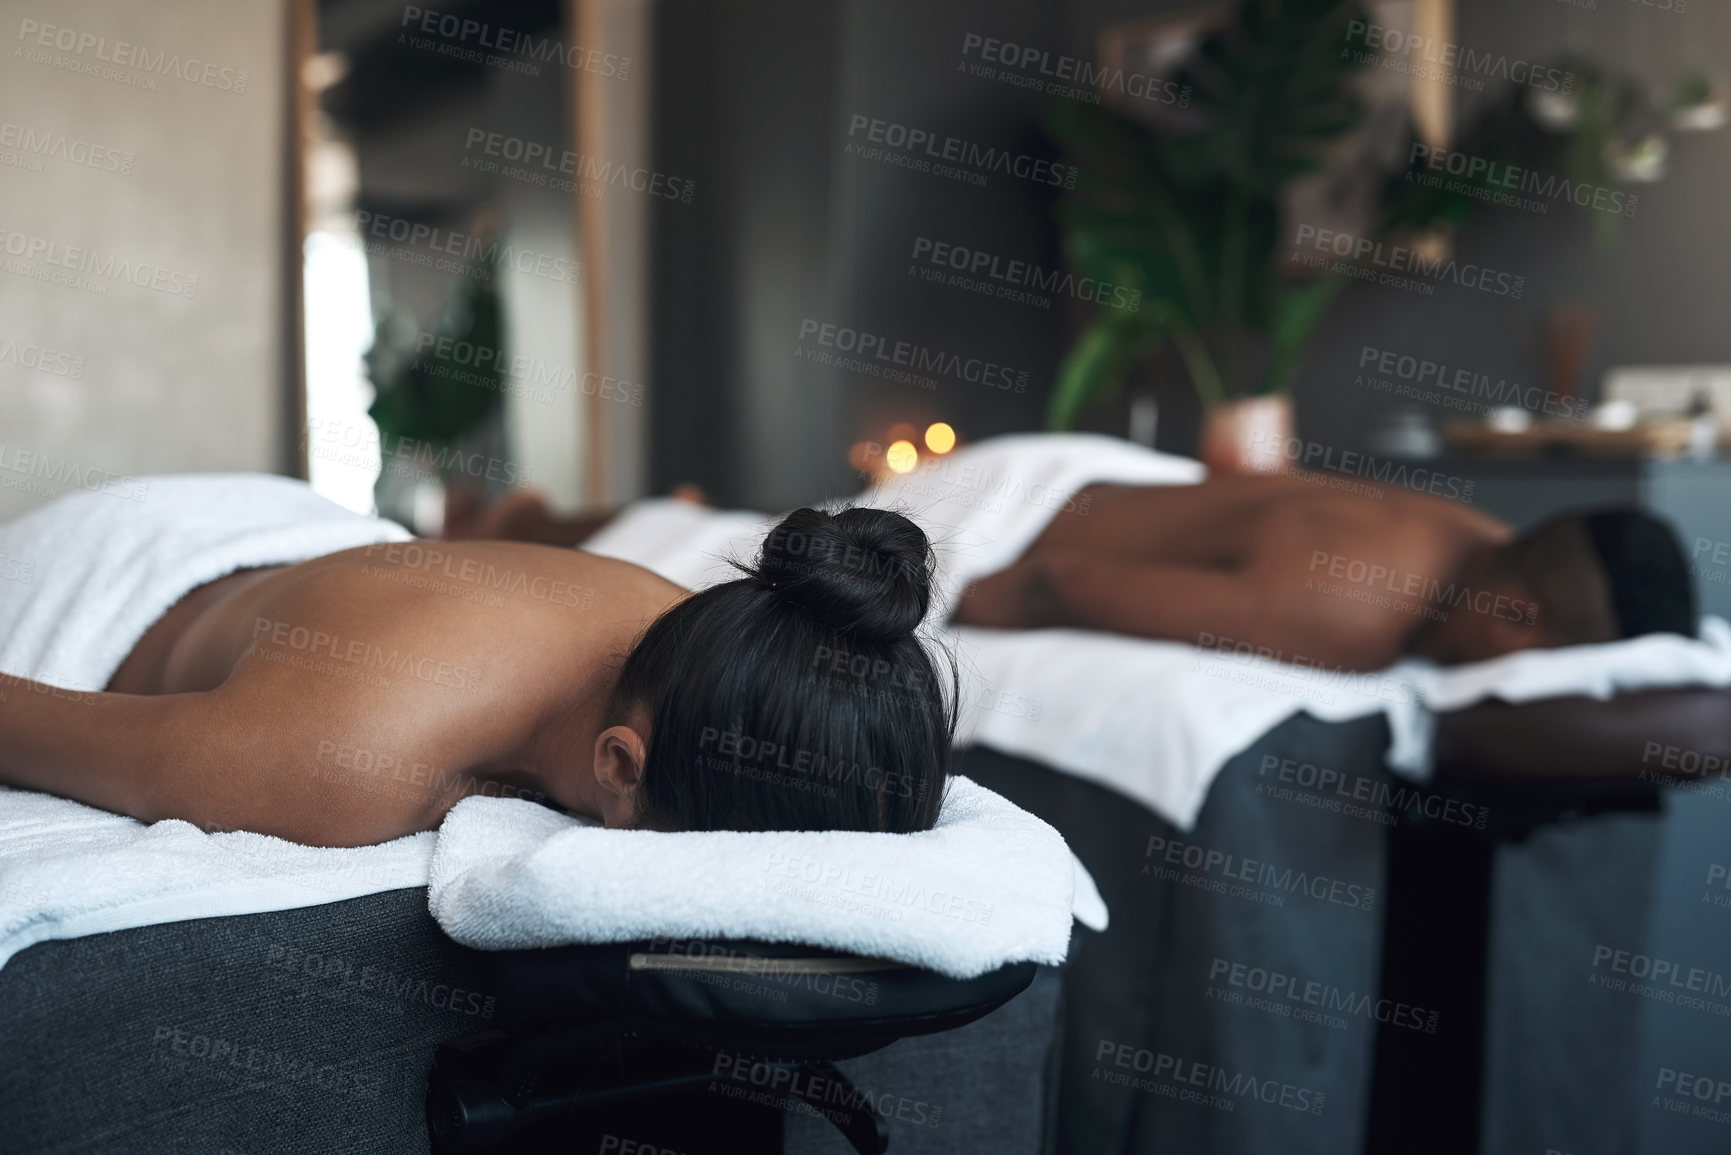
{"left": 592, "top": 723, "right": 648, "bottom": 828}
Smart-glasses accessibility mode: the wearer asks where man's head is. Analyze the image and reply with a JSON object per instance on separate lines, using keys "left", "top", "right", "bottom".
{"left": 1423, "top": 508, "right": 1696, "bottom": 665}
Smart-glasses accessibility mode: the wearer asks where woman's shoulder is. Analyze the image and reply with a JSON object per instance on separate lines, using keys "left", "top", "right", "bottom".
{"left": 338, "top": 538, "right": 687, "bottom": 607}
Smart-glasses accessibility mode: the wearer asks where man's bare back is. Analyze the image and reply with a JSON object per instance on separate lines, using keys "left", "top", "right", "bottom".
{"left": 3, "top": 542, "right": 685, "bottom": 847}
{"left": 455, "top": 471, "right": 1549, "bottom": 673}
{"left": 954, "top": 473, "right": 1522, "bottom": 670}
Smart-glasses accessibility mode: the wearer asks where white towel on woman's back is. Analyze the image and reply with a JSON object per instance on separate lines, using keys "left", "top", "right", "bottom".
{"left": 0, "top": 474, "right": 411, "bottom": 690}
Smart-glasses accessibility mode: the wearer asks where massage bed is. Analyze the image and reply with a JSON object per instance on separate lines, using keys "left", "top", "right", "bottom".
{"left": 963, "top": 679, "right": 1731, "bottom": 1155}
{"left": 958, "top": 714, "right": 1390, "bottom": 1155}
{"left": 0, "top": 771, "right": 1088, "bottom": 1154}
{"left": 960, "top": 707, "right": 1698, "bottom": 1155}
{"left": 0, "top": 474, "right": 1092, "bottom": 1154}
{"left": 0, "top": 887, "right": 1063, "bottom": 1154}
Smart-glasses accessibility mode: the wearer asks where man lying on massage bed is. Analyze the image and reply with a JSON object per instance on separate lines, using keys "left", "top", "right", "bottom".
{"left": 461, "top": 460, "right": 1697, "bottom": 672}
{"left": 954, "top": 473, "right": 1731, "bottom": 788}
{"left": 0, "top": 504, "right": 955, "bottom": 848}
{"left": 459, "top": 436, "right": 1722, "bottom": 788}
{"left": 953, "top": 474, "right": 1697, "bottom": 671}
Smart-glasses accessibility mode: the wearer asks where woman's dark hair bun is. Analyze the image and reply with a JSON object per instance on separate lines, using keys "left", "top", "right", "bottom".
{"left": 756, "top": 506, "right": 934, "bottom": 643}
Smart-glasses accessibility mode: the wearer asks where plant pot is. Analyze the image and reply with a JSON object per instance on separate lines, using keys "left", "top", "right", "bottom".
{"left": 1198, "top": 393, "right": 1293, "bottom": 474}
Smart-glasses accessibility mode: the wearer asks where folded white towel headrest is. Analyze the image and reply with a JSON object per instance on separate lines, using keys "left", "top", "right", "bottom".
{"left": 429, "top": 776, "right": 1105, "bottom": 981}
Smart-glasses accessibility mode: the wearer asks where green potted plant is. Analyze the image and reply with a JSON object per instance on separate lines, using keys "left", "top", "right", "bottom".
{"left": 1047, "top": 1, "right": 1705, "bottom": 468}
{"left": 1044, "top": 0, "right": 1371, "bottom": 470}
{"left": 364, "top": 253, "right": 508, "bottom": 532}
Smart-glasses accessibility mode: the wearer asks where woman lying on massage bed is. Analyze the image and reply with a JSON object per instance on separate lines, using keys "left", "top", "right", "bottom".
{"left": 0, "top": 506, "right": 955, "bottom": 847}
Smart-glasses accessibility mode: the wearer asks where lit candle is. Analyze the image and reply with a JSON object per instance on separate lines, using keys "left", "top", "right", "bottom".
{"left": 886, "top": 440, "right": 918, "bottom": 473}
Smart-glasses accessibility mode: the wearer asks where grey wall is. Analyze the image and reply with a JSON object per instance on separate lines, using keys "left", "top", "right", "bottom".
{"left": 650, "top": 0, "right": 1731, "bottom": 499}
{"left": 1293, "top": 0, "right": 1731, "bottom": 455}
{"left": 0, "top": 0, "right": 288, "bottom": 517}
{"left": 649, "top": 0, "right": 847, "bottom": 510}
{"left": 651, "top": 0, "right": 1072, "bottom": 510}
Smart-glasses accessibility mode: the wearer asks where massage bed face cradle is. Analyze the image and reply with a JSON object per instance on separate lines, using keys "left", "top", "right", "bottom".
{"left": 428, "top": 936, "right": 1038, "bottom": 1153}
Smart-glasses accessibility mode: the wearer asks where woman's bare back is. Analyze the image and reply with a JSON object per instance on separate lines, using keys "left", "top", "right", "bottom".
{"left": 1, "top": 541, "right": 685, "bottom": 846}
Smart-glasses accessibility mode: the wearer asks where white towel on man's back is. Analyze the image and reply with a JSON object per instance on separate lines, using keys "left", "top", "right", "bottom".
{"left": 580, "top": 433, "right": 1204, "bottom": 622}
{"left": 863, "top": 433, "right": 1204, "bottom": 618}
{"left": 429, "top": 775, "right": 1107, "bottom": 980}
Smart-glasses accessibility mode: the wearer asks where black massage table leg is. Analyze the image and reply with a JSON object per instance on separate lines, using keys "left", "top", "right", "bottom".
{"left": 1366, "top": 818, "right": 1496, "bottom": 1155}
{"left": 431, "top": 1076, "right": 786, "bottom": 1154}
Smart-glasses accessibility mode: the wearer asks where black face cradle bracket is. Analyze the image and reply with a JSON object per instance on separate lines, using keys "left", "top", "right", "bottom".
{"left": 425, "top": 938, "right": 1037, "bottom": 1154}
